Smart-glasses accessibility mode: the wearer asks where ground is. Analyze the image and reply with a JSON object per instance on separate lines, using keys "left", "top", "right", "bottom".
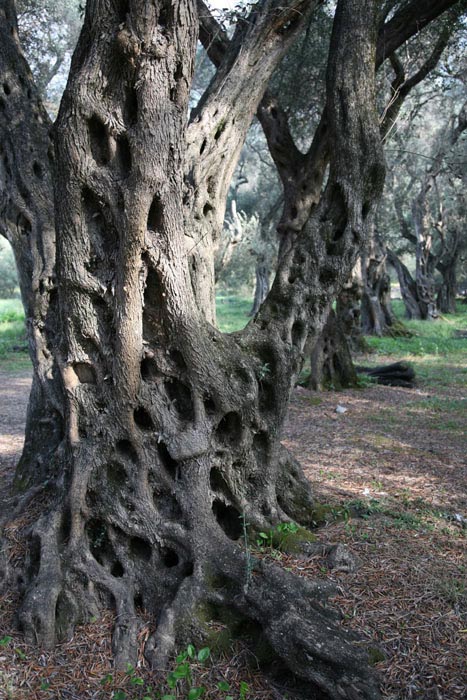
{"left": 0, "top": 299, "right": 466, "bottom": 699}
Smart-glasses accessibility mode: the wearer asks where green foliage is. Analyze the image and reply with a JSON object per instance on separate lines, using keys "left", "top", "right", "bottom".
{"left": 17, "top": 0, "right": 81, "bottom": 109}
{"left": 104, "top": 644, "right": 248, "bottom": 700}
{"left": 255, "top": 521, "right": 300, "bottom": 551}
{"left": 0, "top": 240, "right": 18, "bottom": 298}
{"left": 0, "top": 299, "right": 30, "bottom": 369}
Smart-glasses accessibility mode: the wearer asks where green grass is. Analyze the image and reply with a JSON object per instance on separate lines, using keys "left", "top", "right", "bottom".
{"left": 0, "top": 298, "right": 30, "bottom": 371}
{"left": 216, "top": 295, "right": 252, "bottom": 333}
{"left": 0, "top": 298, "right": 24, "bottom": 320}
{"left": 365, "top": 302, "right": 467, "bottom": 388}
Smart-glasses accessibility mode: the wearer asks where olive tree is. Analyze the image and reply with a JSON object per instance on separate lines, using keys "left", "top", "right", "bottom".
{"left": 0, "top": 0, "right": 461, "bottom": 697}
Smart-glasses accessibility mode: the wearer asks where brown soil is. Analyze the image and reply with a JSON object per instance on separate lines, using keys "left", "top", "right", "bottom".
{"left": 0, "top": 369, "right": 465, "bottom": 699}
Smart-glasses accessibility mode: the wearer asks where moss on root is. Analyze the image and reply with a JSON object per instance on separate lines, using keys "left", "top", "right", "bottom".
{"left": 273, "top": 526, "right": 317, "bottom": 553}
{"left": 195, "top": 601, "right": 277, "bottom": 663}
{"left": 310, "top": 503, "right": 338, "bottom": 526}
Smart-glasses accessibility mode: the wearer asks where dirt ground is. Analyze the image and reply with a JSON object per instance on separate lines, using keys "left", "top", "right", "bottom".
{"left": 0, "top": 368, "right": 466, "bottom": 699}
{"left": 0, "top": 371, "right": 31, "bottom": 516}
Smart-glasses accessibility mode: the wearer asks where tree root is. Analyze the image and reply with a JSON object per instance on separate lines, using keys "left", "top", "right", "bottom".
{"left": 201, "top": 548, "right": 381, "bottom": 699}
{"left": 4, "top": 446, "right": 380, "bottom": 700}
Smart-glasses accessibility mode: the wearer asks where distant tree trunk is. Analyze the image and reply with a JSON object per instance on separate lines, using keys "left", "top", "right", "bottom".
{"left": 412, "top": 193, "right": 439, "bottom": 320}
{"left": 308, "top": 309, "right": 358, "bottom": 390}
{"left": 435, "top": 225, "right": 461, "bottom": 314}
{"left": 249, "top": 195, "right": 280, "bottom": 317}
{"left": 360, "top": 224, "right": 408, "bottom": 336}
{"left": 249, "top": 258, "right": 270, "bottom": 316}
{"left": 387, "top": 249, "right": 423, "bottom": 320}
{"left": 437, "top": 259, "right": 458, "bottom": 313}
{"left": 337, "top": 269, "right": 367, "bottom": 351}
{"left": 396, "top": 99, "right": 467, "bottom": 321}
{"left": 0, "top": 2, "right": 64, "bottom": 490}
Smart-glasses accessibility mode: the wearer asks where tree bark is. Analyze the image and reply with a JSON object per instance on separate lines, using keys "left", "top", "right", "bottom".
{"left": 3, "top": 1, "right": 387, "bottom": 697}
{"left": 0, "top": 0, "right": 64, "bottom": 490}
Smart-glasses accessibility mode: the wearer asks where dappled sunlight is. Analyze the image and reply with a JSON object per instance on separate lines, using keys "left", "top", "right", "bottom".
{"left": 284, "top": 382, "right": 467, "bottom": 513}
{"left": 0, "top": 434, "right": 26, "bottom": 454}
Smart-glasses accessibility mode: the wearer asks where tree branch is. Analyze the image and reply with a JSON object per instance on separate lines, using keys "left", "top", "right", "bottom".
{"left": 375, "top": 0, "right": 463, "bottom": 67}
{"left": 381, "top": 27, "right": 452, "bottom": 139}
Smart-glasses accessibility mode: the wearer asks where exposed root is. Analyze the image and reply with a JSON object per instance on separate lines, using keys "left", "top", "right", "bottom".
{"left": 19, "top": 511, "right": 63, "bottom": 647}
{"left": 199, "top": 542, "right": 381, "bottom": 699}
{"left": 8, "top": 488, "right": 381, "bottom": 700}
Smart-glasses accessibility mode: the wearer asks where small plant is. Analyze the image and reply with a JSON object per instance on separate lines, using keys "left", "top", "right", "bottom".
{"left": 101, "top": 644, "right": 250, "bottom": 699}
{"left": 112, "top": 691, "right": 127, "bottom": 700}
{"left": 101, "top": 673, "right": 113, "bottom": 686}
{"left": 239, "top": 681, "right": 250, "bottom": 699}
{"left": 257, "top": 362, "right": 271, "bottom": 382}
{"left": 163, "top": 645, "right": 210, "bottom": 699}
{"left": 256, "top": 521, "right": 299, "bottom": 550}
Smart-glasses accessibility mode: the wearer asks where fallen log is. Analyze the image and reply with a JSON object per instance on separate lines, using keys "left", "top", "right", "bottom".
{"left": 355, "top": 361, "right": 416, "bottom": 388}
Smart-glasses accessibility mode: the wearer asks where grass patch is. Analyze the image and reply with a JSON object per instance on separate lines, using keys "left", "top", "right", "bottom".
{"left": 364, "top": 305, "right": 467, "bottom": 388}
{"left": 216, "top": 295, "right": 251, "bottom": 333}
{"left": 0, "top": 298, "right": 30, "bottom": 370}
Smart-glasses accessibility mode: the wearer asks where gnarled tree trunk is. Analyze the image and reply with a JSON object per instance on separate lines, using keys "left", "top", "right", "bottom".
{"left": 387, "top": 249, "right": 423, "bottom": 320}
{"left": 3, "top": 1, "right": 386, "bottom": 697}
{"left": 307, "top": 273, "right": 363, "bottom": 391}
{"left": 412, "top": 192, "right": 439, "bottom": 320}
{"left": 0, "top": 1, "right": 64, "bottom": 491}
{"left": 308, "top": 309, "right": 358, "bottom": 391}
{"left": 360, "top": 225, "right": 405, "bottom": 336}
{"left": 3, "top": 0, "right": 461, "bottom": 696}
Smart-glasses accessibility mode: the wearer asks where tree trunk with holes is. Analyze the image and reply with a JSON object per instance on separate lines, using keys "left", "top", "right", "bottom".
{"left": 2, "top": 1, "right": 387, "bottom": 697}
{"left": 0, "top": 2, "right": 64, "bottom": 491}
